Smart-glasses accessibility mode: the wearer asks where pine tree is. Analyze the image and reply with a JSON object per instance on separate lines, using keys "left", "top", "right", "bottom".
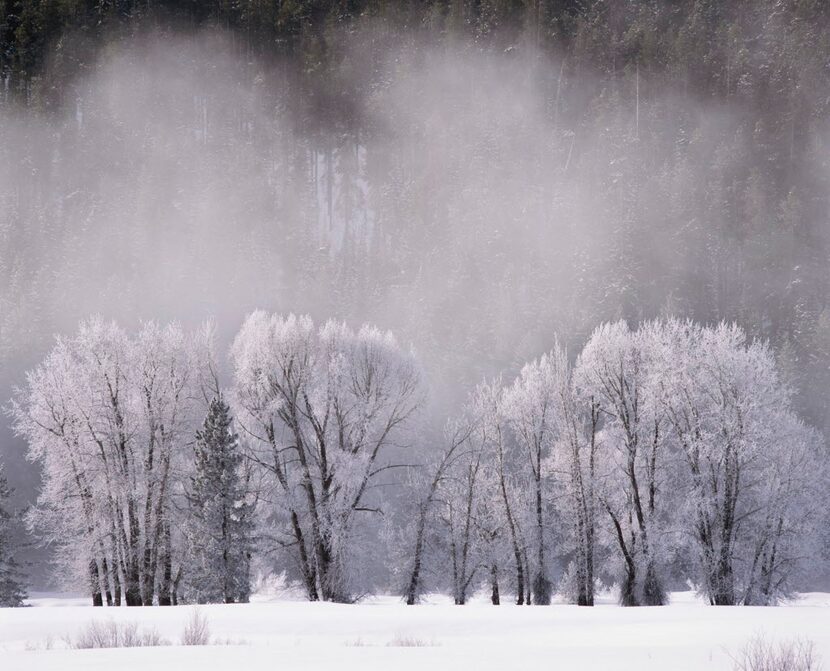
{"left": 185, "top": 397, "right": 255, "bottom": 604}
{"left": 0, "top": 462, "right": 26, "bottom": 607}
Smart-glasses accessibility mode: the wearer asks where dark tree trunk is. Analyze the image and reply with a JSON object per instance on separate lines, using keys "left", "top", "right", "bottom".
{"left": 90, "top": 559, "right": 103, "bottom": 607}
{"left": 405, "top": 502, "right": 430, "bottom": 605}
{"left": 712, "top": 558, "right": 735, "bottom": 606}
{"left": 490, "top": 564, "right": 500, "bottom": 605}
{"left": 575, "top": 540, "right": 589, "bottom": 606}
{"left": 141, "top": 554, "right": 155, "bottom": 605}
{"left": 290, "top": 510, "right": 319, "bottom": 601}
{"left": 580, "top": 543, "right": 595, "bottom": 606}
{"left": 124, "top": 572, "right": 142, "bottom": 606}
{"left": 100, "top": 555, "right": 113, "bottom": 606}
{"left": 158, "top": 522, "right": 173, "bottom": 606}
{"left": 114, "top": 572, "right": 122, "bottom": 607}
{"left": 124, "top": 496, "right": 143, "bottom": 606}
{"left": 499, "top": 477, "right": 524, "bottom": 605}
{"left": 620, "top": 566, "right": 639, "bottom": 607}
{"left": 171, "top": 567, "right": 182, "bottom": 606}
{"left": 607, "top": 504, "right": 639, "bottom": 606}
{"left": 533, "top": 573, "right": 551, "bottom": 606}
{"left": 515, "top": 557, "right": 525, "bottom": 605}
{"left": 533, "top": 467, "right": 551, "bottom": 605}
{"left": 642, "top": 561, "right": 666, "bottom": 606}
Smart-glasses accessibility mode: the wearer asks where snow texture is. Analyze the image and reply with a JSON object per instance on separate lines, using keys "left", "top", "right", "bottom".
{"left": 2, "top": 591, "right": 830, "bottom": 670}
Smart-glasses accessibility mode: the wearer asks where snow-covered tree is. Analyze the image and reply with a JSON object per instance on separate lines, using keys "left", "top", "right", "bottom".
{"left": 12, "top": 318, "right": 207, "bottom": 606}
{"left": 439, "top": 443, "right": 484, "bottom": 605}
{"left": 0, "top": 463, "right": 26, "bottom": 607}
{"left": 574, "top": 321, "right": 670, "bottom": 606}
{"left": 550, "top": 377, "right": 602, "bottom": 606}
{"left": 230, "top": 312, "right": 423, "bottom": 602}
{"left": 472, "top": 457, "right": 512, "bottom": 606}
{"left": 502, "top": 347, "right": 569, "bottom": 605}
{"left": 468, "top": 378, "right": 531, "bottom": 604}
{"left": 184, "top": 396, "right": 255, "bottom": 604}
{"left": 657, "top": 320, "right": 825, "bottom": 605}
{"left": 404, "top": 421, "right": 473, "bottom": 605}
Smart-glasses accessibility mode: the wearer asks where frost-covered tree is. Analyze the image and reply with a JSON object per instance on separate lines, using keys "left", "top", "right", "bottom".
{"left": 404, "top": 421, "right": 472, "bottom": 605}
{"left": 12, "top": 318, "right": 207, "bottom": 606}
{"left": 574, "top": 321, "right": 670, "bottom": 606}
{"left": 502, "top": 348, "right": 568, "bottom": 605}
{"left": 230, "top": 312, "right": 423, "bottom": 602}
{"left": 550, "top": 378, "right": 601, "bottom": 606}
{"left": 0, "top": 463, "right": 26, "bottom": 607}
{"left": 657, "top": 320, "right": 825, "bottom": 605}
{"left": 439, "top": 444, "right": 484, "bottom": 605}
{"left": 469, "top": 379, "right": 531, "bottom": 604}
{"left": 184, "top": 396, "right": 255, "bottom": 604}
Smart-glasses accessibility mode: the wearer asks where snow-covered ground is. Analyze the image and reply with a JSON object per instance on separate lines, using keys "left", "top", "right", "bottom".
{"left": 2, "top": 591, "right": 829, "bottom": 670}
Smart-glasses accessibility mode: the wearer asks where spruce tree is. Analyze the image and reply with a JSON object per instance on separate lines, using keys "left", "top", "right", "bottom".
{"left": 0, "top": 463, "right": 26, "bottom": 607}
{"left": 185, "top": 397, "right": 255, "bottom": 604}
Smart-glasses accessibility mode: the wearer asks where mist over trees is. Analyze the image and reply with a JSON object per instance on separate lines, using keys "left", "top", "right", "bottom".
{"left": 0, "top": 1, "right": 829, "bottom": 599}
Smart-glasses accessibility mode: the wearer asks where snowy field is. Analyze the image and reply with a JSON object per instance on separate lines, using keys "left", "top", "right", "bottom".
{"left": 2, "top": 592, "right": 829, "bottom": 670}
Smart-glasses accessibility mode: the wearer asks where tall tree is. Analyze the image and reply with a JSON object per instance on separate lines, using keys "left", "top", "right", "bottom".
{"left": 184, "top": 396, "right": 255, "bottom": 604}
{"left": 657, "top": 319, "right": 825, "bottom": 605}
{"left": 502, "top": 348, "right": 569, "bottom": 605}
{"left": 574, "top": 321, "right": 669, "bottom": 606}
{"left": 12, "top": 318, "right": 205, "bottom": 606}
{"left": 231, "top": 312, "right": 423, "bottom": 602}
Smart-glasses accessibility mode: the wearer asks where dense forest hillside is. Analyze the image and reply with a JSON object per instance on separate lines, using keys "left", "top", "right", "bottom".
{"left": 1, "top": 1, "right": 829, "bottom": 587}
{"left": 3, "top": 1, "right": 829, "bottom": 414}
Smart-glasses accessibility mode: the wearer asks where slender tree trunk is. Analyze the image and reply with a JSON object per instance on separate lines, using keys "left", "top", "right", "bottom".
{"left": 490, "top": 563, "right": 500, "bottom": 605}
{"left": 158, "top": 521, "right": 173, "bottom": 606}
{"left": 498, "top": 458, "right": 524, "bottom": 604}
{"left": 113, "top": 566, "right": 122, "bottom": 607}
{"left": 171, "top": 567, "right": 182, "bottom": 606}
{"left": 405, "top": 501, "right": 430, "bottom": 605}
{"left": 405, "top": 431, "right": 468, "bottom": 605}
{"left": 533, "top": 471, "right": 551, "bottom": 605}
{"left": 584, "top": 522, "right": 595, "bottom": 606}
{"left": 607, "top": 504, "right": 639, "bottom": 606}
{"left": 124, "top": 558, "right": 142, "bottom": 606}
{"left": 100, "top": 555, "right": 113, "bottom": 606}
{"left": 90, "top": 559, "right": 103, "bottom": 607}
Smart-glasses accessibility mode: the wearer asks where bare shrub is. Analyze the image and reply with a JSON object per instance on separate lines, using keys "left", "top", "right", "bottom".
{"left": 181, "top": 609, "right": 211, "bottom": 646}
{"left": 344, "top": 635, "right": 438, "bottom": 648}
{"left": 72, "top": 620, "right": 168, "bottom": 649}
{"left": 386, "top": 634, "right": 438, "bottom": 647}
{"left": 733, "top": 636, "right": 822, "bottom": 671}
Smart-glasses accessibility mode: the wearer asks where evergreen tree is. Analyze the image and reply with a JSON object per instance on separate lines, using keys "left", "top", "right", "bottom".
{"left": 185, "top": 397, "right": 255, "bottom": 604}
{"left": 0, "top": 462, "right": 26, "bottom": 607}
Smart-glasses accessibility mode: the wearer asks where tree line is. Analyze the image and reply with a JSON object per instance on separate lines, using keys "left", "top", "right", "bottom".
{"left": 406, "top": 320, "right": 826, "bottom": 607}
{"left": 6, "top": 314, "right": 826, "bottom": 606}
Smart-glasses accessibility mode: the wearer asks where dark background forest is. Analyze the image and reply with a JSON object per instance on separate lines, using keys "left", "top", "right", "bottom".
{"left": 1, "top": 0, "right": 829, "bottom": 587}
